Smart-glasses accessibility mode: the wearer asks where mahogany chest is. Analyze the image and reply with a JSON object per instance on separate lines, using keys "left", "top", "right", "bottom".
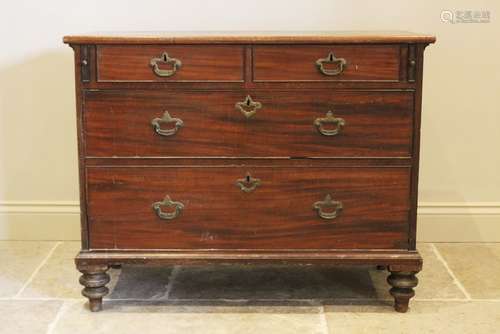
{"left": 64, "top": 32, "right": 435, "bottom": 312}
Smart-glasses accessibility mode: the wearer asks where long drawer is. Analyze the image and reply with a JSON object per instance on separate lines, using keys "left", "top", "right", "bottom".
{"left": 86, "top": 166, "right": 411, "bottom": 250}
{"left": 83, "top": 90, "right": 413, "bottom": 158}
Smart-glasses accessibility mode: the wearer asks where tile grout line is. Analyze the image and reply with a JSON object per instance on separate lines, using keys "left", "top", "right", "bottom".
{"left": 414, "top": 298, "right": 470, "bottom": 302}
{"left": 46, "top": 305, "right": 64, "bottom": 334}
{"left": 430, "top": 243, "right": 472, "bottom": 300}
{"left": 46, "top": 300, "right": 72, "bottom": 334}
{"left": 13, "top": 241, "right": 62, "bottom": 298}
{"left": 164, "top": 265, "right": 181, "bottom": 299}
{"left": 0, "top": 297, "right": 83, "bottom": 301}
{"left": 319, "top": 305, "right": 330, "bottom": 334}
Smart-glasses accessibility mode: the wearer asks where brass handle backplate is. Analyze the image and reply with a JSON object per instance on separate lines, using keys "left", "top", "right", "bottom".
{"left": 150, "top": 52, "right": 182, "bottom": 77}
{"left": 236, "top": 172, "right": 261, "bottom": 193}
{"left": 316, "top": 52, "right": 346, "bottom": 76}
{"left": 313, "top": 194, "right": 343, "bottom": 220}
{"left": 314, "top": 110, "right": 345, "bottom": 136}
{"left": 235, "top": 95, "right": 262, "bottom": 119}
{"left": 151, "top": 111, "right": 184, "bottom": 136}
{"left": 152, "top": 195, "right": 184, "bottom": 220}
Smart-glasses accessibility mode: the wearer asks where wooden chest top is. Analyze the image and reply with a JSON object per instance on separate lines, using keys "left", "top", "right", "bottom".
{"left": 64, "top": 31, "right": 435, "bottom": 44}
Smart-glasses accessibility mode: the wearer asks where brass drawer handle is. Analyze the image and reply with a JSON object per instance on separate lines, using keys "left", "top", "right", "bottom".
{"left": 151, "top": 111, "right": 184, "bottom": 136}
{"left": 316, "top": 52, "right": 346, "bottom": 76}
{"left": 236, "top": 172, "right": 261, "bottom": 193}
{"left": 150, "top": 52, "right": 182, "bottom": 77}
{"left": 313, "top": 194, "right": 343, "bottom": 220}
{"left": 152, "top": 195, "right": 184, "bottom": 220}
{"left": 235, "top": 95, "right": 262, "bottom": 119}
{"left": 314, "top": 111, "right": 345, "bottom": 136}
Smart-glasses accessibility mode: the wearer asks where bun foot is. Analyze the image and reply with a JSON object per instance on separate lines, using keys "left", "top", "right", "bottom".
{"left": 78, "top": 264, "right": 110, "bottom": 312}
{"left": 387, "top": 270, "right": 419, "bottom": 313}
{"left": 88, "top": 297, "right": 104, "bottom": 312}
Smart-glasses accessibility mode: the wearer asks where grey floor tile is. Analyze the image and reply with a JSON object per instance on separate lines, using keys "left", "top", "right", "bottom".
{"left": 435, "top": 243, "right": 500, "bottom": 299}
{"left": 20, "top": 242, "right": 81, "bottom": 298}
{"left": 0, "top": 300, "right": 62, "bottom": 334}
{"left": 20, "top": 242, "right": 119, "bottom": 299}
{"left": 0, "top": 241, "right": 57, "bottom": 297}
{"left": 1, "top": 241, "right": 497, "bottom": 333}
{"left": 53, "top": 300, "right": 325, "bottom": 334}
{"left": 415, "top": 243, "right": 467, "bottom": 299}
{"left": 166, "top": 245, "right": 462, "bottom": 302}
{"left": 169, "top": 264, "right": 382, "bottom": 300}
{"left": 324, "top": 301, "right": 500, "bottom": 334}
{"left": 109, "top": 265, "right": 174, "bottom": 300}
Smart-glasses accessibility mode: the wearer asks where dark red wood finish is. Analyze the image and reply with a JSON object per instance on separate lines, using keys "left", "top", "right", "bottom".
{"left": 253, "top": 45, "right": 400, "bottom": 81}
{"left": 65, "top": 32, "right": 434, "bottom": 312}
{"left": 97, "top": 45, "right": 244, "bottom": 82}
{"left": 86, "top": 166, "right": 410, "bottom": 250}
{"left": 84, "top": 90, "right": 413, "bottom": 157}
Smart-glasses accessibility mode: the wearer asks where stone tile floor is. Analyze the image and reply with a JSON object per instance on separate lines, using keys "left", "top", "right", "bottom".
{"left": 1, "top": 241, "right": 499, "bottom": 333}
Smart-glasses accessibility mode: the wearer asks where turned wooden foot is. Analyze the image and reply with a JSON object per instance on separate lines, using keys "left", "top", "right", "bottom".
{"left": 387, "top": 270, "right": 419, "bottom": 313}
{"left": 78, "top": 265, "right": 110, "bottom": 312}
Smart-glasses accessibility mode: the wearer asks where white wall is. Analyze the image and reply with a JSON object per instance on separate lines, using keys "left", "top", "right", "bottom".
{"left": 1, "top": 0, "right": 499, "bottom": 240}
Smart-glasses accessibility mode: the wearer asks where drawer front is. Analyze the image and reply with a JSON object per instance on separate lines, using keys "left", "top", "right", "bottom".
{"left": 253, "top": 45, "right": 400, "bottom": 81}
{"left": 97, "top": 45, "right": 244, "bottom": 82}
{"left": 84, "top": 90, "right": 413, "bottom": 157}
{"left": 87, "top": 167, "right": 410, "bottom": 250}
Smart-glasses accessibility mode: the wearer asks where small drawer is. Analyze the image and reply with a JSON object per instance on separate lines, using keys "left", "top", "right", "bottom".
{"left": 253, "top": 45, "right": 400, "bottom": 81}
{"left": 87, "top": 167, "right": 410, "bottom": 250}
{"left": 97, "top": 45, "right": 244, "bottom": 82}
{"left": 83, "top": 90, "right": 413, "bottom": 158}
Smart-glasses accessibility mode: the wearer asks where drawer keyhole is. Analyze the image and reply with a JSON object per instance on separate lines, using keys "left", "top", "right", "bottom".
{"left": 235, "top": 95, "right": 262, "bottom": 119}
{"left": 236, "top": 172, "right": 261, "bottom": 193}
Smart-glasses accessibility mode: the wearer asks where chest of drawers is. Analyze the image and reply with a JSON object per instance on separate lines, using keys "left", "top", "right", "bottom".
{"left": 64, "top": 32, "right": 435, "bottom": 312}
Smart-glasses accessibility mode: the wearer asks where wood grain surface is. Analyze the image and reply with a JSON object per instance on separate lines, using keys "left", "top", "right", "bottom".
{"left": 86, "top": 166, "right": 411, "bottom": 250}
{"left": 253, "top": 45, "right": 400, "bottom": 81}
{"left": 97, "top": 45, "right": 244, "bottom": 82}
{"left": 83, "top": 89, "right": 414, "bottom": 158}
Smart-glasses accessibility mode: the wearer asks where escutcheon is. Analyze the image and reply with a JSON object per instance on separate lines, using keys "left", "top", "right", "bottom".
{"left": 235, "top": 95, "right": 262, "bottom": 119}
{"left": 236, "top": 172, "right": 261, "bottom": 193}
